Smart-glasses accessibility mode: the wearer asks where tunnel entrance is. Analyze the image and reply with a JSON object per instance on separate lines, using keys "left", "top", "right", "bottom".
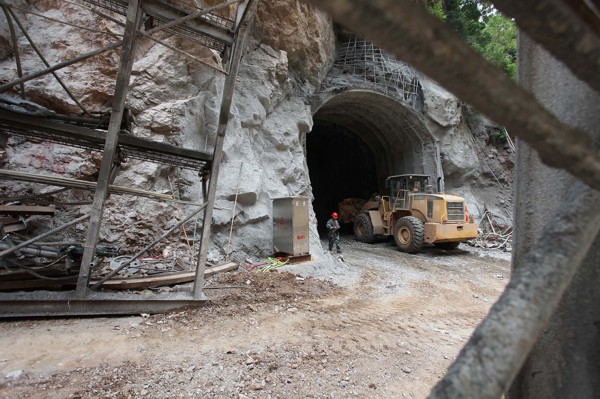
{"left": 307, "top": 90, "right": 441, "bottom": 236}
{"left": 307, "top": 121, "right": 378, "bottom": 235}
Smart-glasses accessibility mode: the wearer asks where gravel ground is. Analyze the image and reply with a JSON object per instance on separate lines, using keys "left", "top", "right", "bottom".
{"left": 0, "top": 235, "right": 510, "bottom": 398}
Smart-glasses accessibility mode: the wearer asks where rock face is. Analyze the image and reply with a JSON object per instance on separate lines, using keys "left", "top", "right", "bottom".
{"left": 0, "top": 0, "right": 510, "bottom": 262}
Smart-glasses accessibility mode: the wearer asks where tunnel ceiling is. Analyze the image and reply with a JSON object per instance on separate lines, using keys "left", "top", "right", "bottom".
{"left": 307, "top": 90, "right": 438, "bottom": 234}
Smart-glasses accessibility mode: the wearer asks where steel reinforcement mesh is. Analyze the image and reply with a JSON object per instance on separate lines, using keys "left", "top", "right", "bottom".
{"left": 0, "top": 119, "right": 209, "bottom": 171}
{"left": 334, "top": 38, "right": 423, "bottom": 110}
{"left": 81, "top": 0, "right": 234, "bottom": 52}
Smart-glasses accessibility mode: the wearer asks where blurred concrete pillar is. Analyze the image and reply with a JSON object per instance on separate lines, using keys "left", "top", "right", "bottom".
{"left": 508, "top": 33, "right": 600, "bottom": 398}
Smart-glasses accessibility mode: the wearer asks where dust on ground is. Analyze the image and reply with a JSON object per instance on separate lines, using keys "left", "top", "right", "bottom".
{"left": 0, "top": 236, "right": 510, "bottom": 399}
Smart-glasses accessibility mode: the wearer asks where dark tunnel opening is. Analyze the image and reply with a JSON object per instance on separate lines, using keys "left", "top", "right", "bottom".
{"left": 307, "top": 121, "right": 378, "bottom": 236}
{"left": 307, "top": 90, "right": 441, "bottom": 239}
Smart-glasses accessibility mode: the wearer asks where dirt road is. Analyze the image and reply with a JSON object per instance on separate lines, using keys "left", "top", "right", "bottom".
{"left": 0, "top": 238, "right": 510, "bottom": 398}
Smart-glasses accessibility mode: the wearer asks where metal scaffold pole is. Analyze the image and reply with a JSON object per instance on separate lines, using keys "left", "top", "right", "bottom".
{"left": 75, "top": 0, "right": 143, "bottom": 297}
{"left": 193, "top": 0, "right": 259, "bottom": 299}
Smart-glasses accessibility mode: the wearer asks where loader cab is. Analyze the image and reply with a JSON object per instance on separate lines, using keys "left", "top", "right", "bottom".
{"left": 385, "top": 174, "right": 430, "bottom": 210}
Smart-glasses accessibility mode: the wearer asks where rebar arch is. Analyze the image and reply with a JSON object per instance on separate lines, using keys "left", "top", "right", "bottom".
{"left": 326, "top": 37, "right": 423, "bottom": 112}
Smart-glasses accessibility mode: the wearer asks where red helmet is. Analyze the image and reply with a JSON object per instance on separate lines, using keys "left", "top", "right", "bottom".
{"left": 331, "top": 212, "right": 338, "bottom": 219}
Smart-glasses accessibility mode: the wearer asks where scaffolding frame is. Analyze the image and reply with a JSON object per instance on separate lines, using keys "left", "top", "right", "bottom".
{"left": 0, "top": 0, "right": 260, "bottom": 317}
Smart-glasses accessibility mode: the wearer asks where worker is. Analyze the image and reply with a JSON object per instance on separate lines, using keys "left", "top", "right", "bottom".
{"left": 326, "top": 212, "right": 342, "bottom": 254}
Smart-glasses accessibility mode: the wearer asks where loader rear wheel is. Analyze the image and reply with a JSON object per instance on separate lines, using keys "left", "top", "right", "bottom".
{"left": 354, "top": 213, "right": 375, "bottom": 243}
{"left": 434, "top": 241, "right": 461, "bottom": 250}
{"left": 394, "top": 216, "right": 424, "bottom": 253}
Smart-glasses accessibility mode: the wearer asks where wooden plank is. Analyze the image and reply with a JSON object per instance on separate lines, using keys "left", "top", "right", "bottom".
{"left": 0, "top": 217, "right": 26, "bottom": 233}
{"left": 91, "top": 262, "right": 238, "bottom": 290}
{"left": 0, "top": 277, "right": 74, "bottom": 291}
{"left": 0, "top": 266, "right": 69, "bottom": 281}
{"left": 0, "top": 205, "right": 55, "bottom": 216}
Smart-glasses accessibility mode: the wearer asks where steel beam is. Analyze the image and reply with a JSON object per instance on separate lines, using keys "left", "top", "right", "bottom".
{"left": 76, "top": 0, "right": 143, "bottom": 297}
{"left": 77, "top": 2, "right": 228, "bottom": 74}
{"left": 143, "top": 0, "right": 241, "bottom": 38}
{"left": 0, "top": 109, "right": 213, "bottom": 169}
{"left": 142, "top": 0, "right": 234, "bottom": 46}
{"left": 234, "top": 0, "right": 255, "bottom": 31}
{"left": 0, "top": 291, "right": 205, "bottom": 318}
{"left": 0, "top": 169, "right": 203, "bottom": 205}
{"left": 193, "top": 0, "right": 260, "bottom": 299}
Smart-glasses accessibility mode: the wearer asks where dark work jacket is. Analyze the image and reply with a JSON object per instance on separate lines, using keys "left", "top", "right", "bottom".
{"left": 326, "top": 218, "right": 340, "bottom": 237}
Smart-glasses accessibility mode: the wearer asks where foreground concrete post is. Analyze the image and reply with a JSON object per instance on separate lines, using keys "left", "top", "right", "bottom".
{"left": 508, "top": 34, "right": 600, "bottom": 398}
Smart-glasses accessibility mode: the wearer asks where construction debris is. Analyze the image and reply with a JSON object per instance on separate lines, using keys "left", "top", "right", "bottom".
{"left": 0, "top": 260, "right": 238, "bottom": 291}
{"left": 466, "top": 210, "right": 512, "bottom": 251}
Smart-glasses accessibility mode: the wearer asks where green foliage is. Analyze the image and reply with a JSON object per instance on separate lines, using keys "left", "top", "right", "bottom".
{"left": 489, "top": 127, "right": 508, "bottom": 144}
{"left": 444, "top": 0, "right": 491, "bottom": 47}
{"left": 425, "top": 0, "right": 446, "bottom": 21}
{"left": 431, "top": 1, "right": 517, "bottom": 79}
{"left": 474, "top": 14, "right": 517, "bottom": 79}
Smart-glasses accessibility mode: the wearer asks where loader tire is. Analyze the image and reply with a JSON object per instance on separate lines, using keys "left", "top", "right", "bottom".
{"left": 434, "top": 241, "right": 460, "bottom": 250}
{"left": 394, "top": 216, "right": 424, "bottom": 253}
{"left": 354, "top": 213, "right": 375, "bottom": 244}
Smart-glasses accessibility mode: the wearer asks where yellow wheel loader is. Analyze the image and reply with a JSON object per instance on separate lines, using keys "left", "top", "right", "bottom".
{"left": 352, "top": 174, "right": 477, "bottom": 253}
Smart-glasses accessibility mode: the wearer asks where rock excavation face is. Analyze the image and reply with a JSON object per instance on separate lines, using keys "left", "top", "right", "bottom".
{"left": 0, "top": 0, "right": 512, "bottom": 263}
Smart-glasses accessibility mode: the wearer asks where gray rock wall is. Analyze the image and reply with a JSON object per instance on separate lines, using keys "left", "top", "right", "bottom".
{"left": 0, "top": 0, "right": 510, "bottom": 262}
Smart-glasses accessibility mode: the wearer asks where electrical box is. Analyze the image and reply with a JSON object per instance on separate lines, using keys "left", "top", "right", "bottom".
{"left": 272, "top": 196, "right": 310, "bottom": 256}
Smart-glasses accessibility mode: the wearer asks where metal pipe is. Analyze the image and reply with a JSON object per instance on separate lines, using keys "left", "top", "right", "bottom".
{"left": 0, "top": 242, "right": 59, "bottom": 258}
{"left": 0, "top": 224, "right": 24, "bottom": 259}
{"left": 12, "top": 240, "right": 82, "bottom": 247}
{"left": 9, "top": 240, "right": 62, "bottom": 252}
{"left": 90, "top": 203, "right": 207, "bottom": 290}
{"left": 0, "top": 214, "right": 90, "bottom": 258}
{"left": 226, "top": 161, "right": 243, "bottom": 260}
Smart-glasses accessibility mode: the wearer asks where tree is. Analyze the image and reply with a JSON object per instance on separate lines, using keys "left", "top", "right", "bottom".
{"left": 424, "top": 0, "right": 516, "bottom": 78}
{"left": 475, "top": 13, "right": 516, "bottom": 78}
{"left": 424, "top": 0, "right": 446, "bottom": 20}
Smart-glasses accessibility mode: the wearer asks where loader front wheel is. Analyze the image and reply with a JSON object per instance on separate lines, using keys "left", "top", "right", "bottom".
{"left": 394, "top": 216, "right": 424, "bottom": 253}
{"left": 354, "top": 213, "right": 375, "bottom": 244}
